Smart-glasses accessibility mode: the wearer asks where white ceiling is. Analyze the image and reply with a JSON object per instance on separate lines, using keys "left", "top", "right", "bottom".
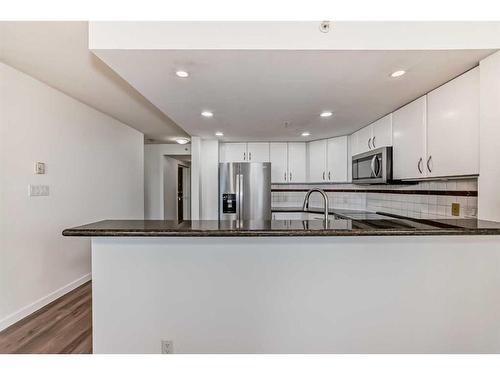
{"left": 0, "top": 21, "right": 188, "bottom": 143}
{"left": 94, "top": 49, "right": 494, "bottom": 141}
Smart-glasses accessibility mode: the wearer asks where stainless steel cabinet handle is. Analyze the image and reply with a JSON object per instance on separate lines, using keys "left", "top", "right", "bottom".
{"left": 322, "top": 171, "right": 325, "bottom": 180}
{"left": 289, "top": 172, "right": 292, "bottom": 181}
{"left": 417, "top": 157, "right": 423, "bottom": 174}
{"left": 328, "top": 171, "right": 331, "bottom": 180}
{"left": 368, "top": 138, "right": 372, "bottom": 149}
{"left": 372, "top": 136, "right": 376, "bottom": 149}
{"left": 427, "top": 155, "right": 432, "bottom": 173}
{"left": 249, "top": 152, "right": 252, "bottom": 160}
{"left": 243, "top": 152, "right": 246, "bottom": 161}
{"left": 284, "top": 172, "right": 287, "bottom": 181}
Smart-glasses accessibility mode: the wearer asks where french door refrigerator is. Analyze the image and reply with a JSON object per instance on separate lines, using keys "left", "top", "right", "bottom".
{"left": 219, "top": 162, "right": 271, "bottom": 220}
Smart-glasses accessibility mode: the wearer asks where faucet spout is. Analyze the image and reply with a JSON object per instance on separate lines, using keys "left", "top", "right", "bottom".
{"left": 302, "top": 188, "right": 329, "bottom": 224}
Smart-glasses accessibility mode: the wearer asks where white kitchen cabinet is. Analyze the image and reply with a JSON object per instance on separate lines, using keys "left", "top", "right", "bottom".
{"left": 219, "top": 143, "right": 247, "bottom": 162}
{"left": 351, "top": 114, "right": 392, "bottom": 155}
{"left": 247, "top": 142, "right": 270, "bottom": 162}
{"left": 269, "top": 142, "right": 306, "bottom": 183}
{"left": 287, "top": 142, "right": 306, "bottom": 183}
{"left": 371, "top": 114, "right": 392, "bottom": 149}
{"left": 307, "top": 139, "right": 327, "bottom": 182}
{"left": 269, "top": 143, "right": 288, "bottom": 183}
{"left": 354, "top": 125, "right": 373, "bottom": 155}
{"left": 326, "top": 136, "right": 348, "bottom": 182}
{"left": 392, "top": 96, "right": 427, "bottom": 180}
{"left": 426, "top": 67, "right": 479, "bottom": 178}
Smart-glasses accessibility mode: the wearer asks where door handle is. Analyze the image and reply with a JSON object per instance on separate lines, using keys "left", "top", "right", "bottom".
{"left": 427, "top": 155, "right": 432, "bottom": 173}
{"left": 417, "top": 157, "right": 423, "bottom": 174}
{"left": 289, "top": 172, "right": 292, "bottom": 181}
{"left": 322, "top": 171, "right": 325, "bottom": 180}
{"left": 370, "top": 155, "right": 379, "bottom": 177}
{"left": 284, "top": 172, "right": 287, "bottom": 181}
{"left": 372, "top": 136, "right": 376, "bottom": 149}
{"left": 368, "top": 137, "right": 372, "bottom": 149}
{"left": 249, "top": 152, "right": 252, "bottom": 161}
{"left": 328, "top": 171, "right": 331, "bottom": 180}
{"left": 243, "top": 152, "right": 246, "bottom": 161}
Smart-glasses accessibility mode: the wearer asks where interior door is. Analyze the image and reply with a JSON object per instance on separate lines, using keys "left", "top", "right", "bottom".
{"left": 270, "top": 143, "right": 288, "bottom": 183}
{"left": 287, "top": 142, "right": 306, "bottom": 182}
{"left": 392, "top": 96, "right": 427, "bottom": 179}
{"left": 247, "top": 142, "right": 270, "bottom": 162}
{"left": 327, "top": 136, "right": 348, "bottom": 182}
{"left": 307, "top": 140, "right": 327, "bottom": 182}
{"left": 177, "top": 166, "right": 183, "bottom": 220}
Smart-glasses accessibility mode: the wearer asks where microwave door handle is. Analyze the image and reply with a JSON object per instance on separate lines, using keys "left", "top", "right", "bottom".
{"left": 370, "top": 155, "right": 377, "bottom": 177}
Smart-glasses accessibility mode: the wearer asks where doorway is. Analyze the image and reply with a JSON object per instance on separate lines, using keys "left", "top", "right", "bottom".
{"left": 163, "top": 155, "right": 191, "bottom": 221}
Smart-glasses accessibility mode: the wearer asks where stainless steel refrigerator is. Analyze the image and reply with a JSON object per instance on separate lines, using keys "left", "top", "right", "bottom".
{"left": 219, "top": 162, "right": 271, "bottom": 220}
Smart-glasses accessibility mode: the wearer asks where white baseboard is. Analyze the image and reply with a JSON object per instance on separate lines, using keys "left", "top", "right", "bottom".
{"left": 0, "top": 273, "right": 92, "bottom": 332}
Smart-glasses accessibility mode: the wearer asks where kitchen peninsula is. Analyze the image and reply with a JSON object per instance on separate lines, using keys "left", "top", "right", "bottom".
{"left": 64, "top": 217, "right": 500, "bottom": 354}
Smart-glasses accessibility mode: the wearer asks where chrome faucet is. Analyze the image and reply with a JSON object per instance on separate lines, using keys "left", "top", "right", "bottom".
{"left": 302, "top": 188, "right": 329, "bottom": 224}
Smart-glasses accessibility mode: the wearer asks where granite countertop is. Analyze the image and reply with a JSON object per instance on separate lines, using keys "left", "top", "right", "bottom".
{"left": 62, "top": 216, "right": 500, "bottom": 237}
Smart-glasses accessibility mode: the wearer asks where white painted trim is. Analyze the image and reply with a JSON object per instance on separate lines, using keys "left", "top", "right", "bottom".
{"left": 0, "top": 273, "right": 92, "bottom": 332}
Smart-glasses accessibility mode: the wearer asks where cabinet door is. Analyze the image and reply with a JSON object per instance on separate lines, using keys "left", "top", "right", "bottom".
{"left": 247, "top": 142, "right": 270, "bottom": 162}
{"left": 307, "top": 140, "right": 327, "bottom": 182}
{"left": 371, "top": 114, "right": 392, "bottom": 149}
{"left": 326, "top": 136, "right": 348, "bottom": 182}
{"left": 355, "top": 125, "right": 374, "bottom": 154}
{"left": 220, "top": 143, "right": 247, "bottom": 162}
{"left": 427, "top": 68, "right": 479, "bottom": 178}
{"left": 287, "top": 142, "right": 307, "bottom": 182}
{"left": 269, "top": 143, "right": 288, "bottom": 183}
{"left": 392, "top": 96, "right": 427, "bottom": 179}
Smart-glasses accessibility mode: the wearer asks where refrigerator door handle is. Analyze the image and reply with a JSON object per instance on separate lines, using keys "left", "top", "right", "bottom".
{"left": 238, "top": 174, "right": 244, "bottom": 220}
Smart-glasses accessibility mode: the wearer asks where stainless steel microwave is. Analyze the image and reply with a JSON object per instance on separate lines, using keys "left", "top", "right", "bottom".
{"left": 352, "top": 146, "right": 393, "bottom": 184}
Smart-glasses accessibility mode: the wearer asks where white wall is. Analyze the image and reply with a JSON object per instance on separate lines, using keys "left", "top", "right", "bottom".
{"left": 144, "top": 144, "right": 191, "bottom": 219}
{"left": 479, "top": 51, "right": 500, "bottom": 222}
{"left": 92, "top": 235, "right": 500, "bottom": 353}
{"left": 0, "top": 62, "right": 144, "bottom": 330}
{"left": 200, "top": 139, "right": 219, "bottom": 220}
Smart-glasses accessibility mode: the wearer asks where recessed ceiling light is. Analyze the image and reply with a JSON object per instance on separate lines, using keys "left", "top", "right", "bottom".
{"left": 320, "top": 111, "right": 333, "bottom": 118}
{"left": 215, "top": 131, "right": 224, "bottom": 137}
{"left": 175, "top": 138, "right": 190, "bottom": 145}
{"left": 301, "top": 131, "right": 311, "bottom": 137}
{"left": 175, "top": 70, "right": 189, "bottom": 78}
{"left": 201, "top": 111, "right": 214, "bottom": 118}
{"left": 390, "top": 70, "right": 406, "bottom": 78}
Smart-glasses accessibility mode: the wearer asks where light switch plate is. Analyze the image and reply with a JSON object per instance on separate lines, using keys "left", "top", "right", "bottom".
{"left": 34, "top": 162, "right": 46, "bottom": 174}
{"left": 29, "top": 185, "right": 49, "bottom": 197}
{"left": 451, "top": 203, "right": 460, "bottom": 216}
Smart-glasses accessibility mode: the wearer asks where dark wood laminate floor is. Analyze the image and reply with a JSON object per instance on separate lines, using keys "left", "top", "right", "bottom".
{"left": 0, "top": 281, "right": 92, "bottom": 354}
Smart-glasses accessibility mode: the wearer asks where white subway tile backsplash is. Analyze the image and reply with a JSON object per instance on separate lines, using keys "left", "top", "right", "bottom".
{"left": 272, "top": 178, "right": 477, "bottom": 219}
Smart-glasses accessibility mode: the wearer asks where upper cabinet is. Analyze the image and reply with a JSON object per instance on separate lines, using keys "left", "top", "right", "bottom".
{"left": 307, "top": 140, "right": 327, "bottom": 182}
{"left": 392, "top": 96, "right": 427, "bottom": 180}
{"left": 371, "top": 114, "right": 392, "bottom": 149}
{"left": 220, "top": 142, "right": 269, "bottom": 162}
{"left": 426, "top": 67, "right": 479, "bottom": 178}
{"left": 327, "top": 136, "right": 348, "bottom": 182}
{"left": 269, "top": 142, "right": 306, "bottom": 183}
{"left": 307, "top": 136, "right": 348, "bottom": 183}
{"left": 287, "top": 143, "right": 307, "bottom": 182}
{"left": 219, "top": 142, "right": 247, "bottom": 162}
{"left": 351, "top": 114, "right": 393, "bottom": 155}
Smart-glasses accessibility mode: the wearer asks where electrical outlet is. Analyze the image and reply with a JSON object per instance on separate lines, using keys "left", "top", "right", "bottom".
{"left": 161, "top": 340, "right": 173, "bottom": 354}
{"left": 451, "top": 203, "right": 460, "bottom": 217}
{"left": 29, "top": 184, "right": 50, "bottom": 197}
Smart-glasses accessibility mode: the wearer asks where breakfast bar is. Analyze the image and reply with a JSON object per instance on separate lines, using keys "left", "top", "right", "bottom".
{"left": 64, "top": 218, "right": 500, "bottom": 354}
